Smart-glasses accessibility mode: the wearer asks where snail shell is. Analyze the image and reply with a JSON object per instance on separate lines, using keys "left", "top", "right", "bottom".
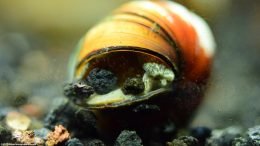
{"left": 68, "top": 0, "right": 215, "bottom": 143}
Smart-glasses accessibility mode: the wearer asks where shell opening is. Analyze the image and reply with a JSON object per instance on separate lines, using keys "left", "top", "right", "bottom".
{"left": 76, "top": 50, "right": 175, "bottom": 107}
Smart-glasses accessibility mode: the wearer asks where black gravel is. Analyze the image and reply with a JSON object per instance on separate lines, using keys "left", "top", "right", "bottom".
{"left": 190, "top": 126, "right": 211, "bottom": 145}
{"left": 114, "top": 130, "right": 143, "bottom": 146}
{"left": 64, "top": 80, "right": 94, "bottom": 103}
{"left": 122, "top": 76, "right": 144, "bottom": 95}
{"left": 44, "top": 98, "right": 97, "bottom": 138}
{"left": 86, "top": 68, "right": 117, "bottom": 94}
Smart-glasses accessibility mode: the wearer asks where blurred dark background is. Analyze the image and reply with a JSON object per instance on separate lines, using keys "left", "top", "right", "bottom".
{"left": 0, "top": 0, "right": 259, "bottom": 129}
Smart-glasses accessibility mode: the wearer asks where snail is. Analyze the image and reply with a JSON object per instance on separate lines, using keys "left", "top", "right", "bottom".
{"left": 67, "top": 0, "right": 216, "bottom": 144}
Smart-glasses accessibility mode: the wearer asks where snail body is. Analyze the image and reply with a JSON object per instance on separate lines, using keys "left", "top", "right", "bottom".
{"left": 68, "top": 0, "right": 215, "bottom": 144}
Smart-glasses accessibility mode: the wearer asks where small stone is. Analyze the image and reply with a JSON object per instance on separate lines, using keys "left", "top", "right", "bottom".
{"left": 46, "top": 125, "right": 70, "bottom": 146}
{"left": 12, "top": 130, "right": 44, "bottom": 145}
{"left": 247, "top": 125, "right": 260, "bottom": 146}
{"left": 66, "top": 138, "right": 84, "bottom": 146}
{"left": 114, "top": 130, "right": 143, "bottom": 146}
{"left": 86, "top": 68, "right": 117, "bottom": 94}
{"left": 73, "top": 109, "right": 97, "bottom": 135}
{"left": 44, "top": 98, "right": 97, "bottom": 137}
{"left": 167, "top": 139, "right": 187, "bottom": 146}
{"left": 190, "top": 127, "right": 211, "bottom": 145}
{"left": 44, "top": 98, "right": 71, "bottom": 129}
{"left": 64, "top": 80, "right": 94, "bottom": 103}
{"left": 143, "top": 63, "right": 174, "bottom": 82}
{"left": 122, "top": 76, "right": 145, "bottom": 95}
{"left": 167, "top": 136, "right": 198, "bottom": 146}
{"left": 142, "top": 63, "right": 174, "bottom": 93}
{"left": 5, "top": 111, "right": 31, "bottom": 130}
{"left": 178, "top": 136, "right": 199, "bottom": 146}
{"left": 206, "top": 126, "right": 242, "bottom": 146}
{"left": 232, "top": 137, "right": 251, "bottom": 146}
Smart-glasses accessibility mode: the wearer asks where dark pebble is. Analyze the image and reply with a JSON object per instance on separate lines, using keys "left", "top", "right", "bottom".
{"left": 114, "top": 130, "right": 143, "bottom": 146}
{"left": 44, "top": 98, "right": 72, "bottom": 129}
{"left": 66, "top": 138, "right": 84, "bottom": 146}
{"left": 73, "top": 109, "right": 97, "bottom": 136}
{"left": 190, "top": 126, "right": 211, "bottom": 145}
{"left": 64, "top": 80, "right": 94, "bottom": 103}
{"left": 86, "top": 68, "right": 117, "bottom": 94}
{"left": 178, "top": 136, "right": 199, "bottom": 146}
{"left": 122, "top": 76, "right": 144, "bottom": 95}
{"left": 44, "top": 98, "right": 97, "bottom": 137}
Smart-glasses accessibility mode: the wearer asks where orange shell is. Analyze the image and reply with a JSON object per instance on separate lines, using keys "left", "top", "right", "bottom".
{"left": 70, "top": 1, "right": 215, "bottom": 85}
{"left": 68, "top": 1, "right": 216, "bottom": 143}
